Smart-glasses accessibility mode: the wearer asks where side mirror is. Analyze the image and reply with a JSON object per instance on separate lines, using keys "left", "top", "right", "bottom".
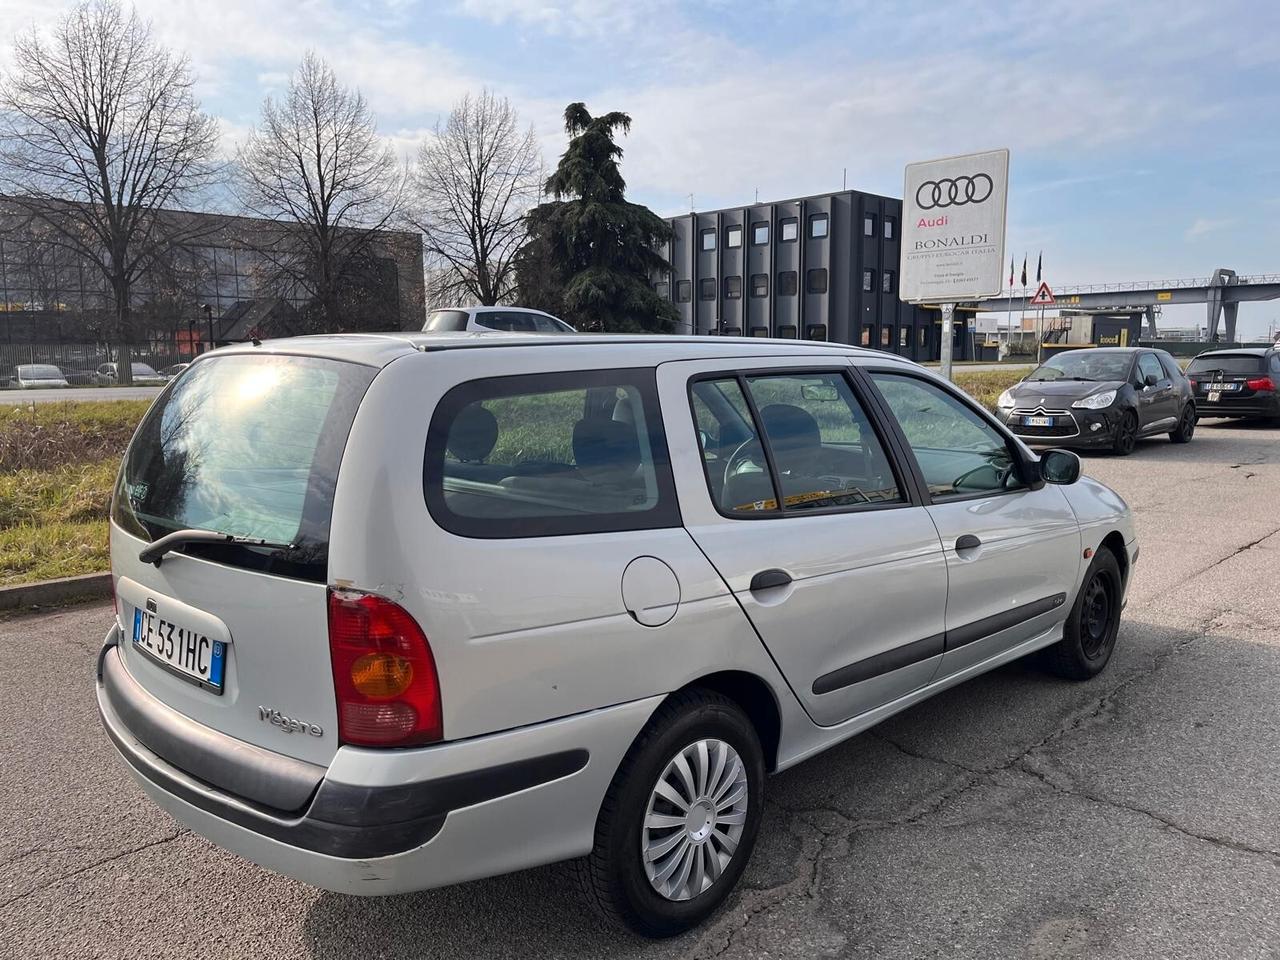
{"left": 1144, "top": 373, "right": 1158, "bottom": 387}
{"left": 1040, "top": 448, "right": 1082, "bottom": 485}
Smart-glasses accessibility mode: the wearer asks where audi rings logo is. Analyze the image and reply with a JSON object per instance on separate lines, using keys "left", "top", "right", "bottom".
{"left": 915, "top": 174, "right": 994, "bottom": 210}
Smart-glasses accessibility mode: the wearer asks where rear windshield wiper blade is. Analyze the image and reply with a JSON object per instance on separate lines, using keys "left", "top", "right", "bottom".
{"left": 139, "top": 529, "right": 296, "bottom": 567}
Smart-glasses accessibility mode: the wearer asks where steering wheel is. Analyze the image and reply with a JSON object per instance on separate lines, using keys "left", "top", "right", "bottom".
{"left": 722, "top": 437, "right": 765, "bottom": 490}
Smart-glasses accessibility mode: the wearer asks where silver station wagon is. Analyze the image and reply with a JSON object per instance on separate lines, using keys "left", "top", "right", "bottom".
{"left": 96, "top": 333, "right": 1135, "bottom": 936}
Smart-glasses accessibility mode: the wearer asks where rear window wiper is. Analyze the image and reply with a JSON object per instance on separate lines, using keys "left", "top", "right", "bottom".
{"left": 139, "top": 529, "right": 296, "bottom": 567}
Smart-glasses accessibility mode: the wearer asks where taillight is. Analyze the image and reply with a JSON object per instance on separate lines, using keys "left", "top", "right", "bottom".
{"left": 1188, "top": 378, "right": 1197, "bottom": 389}
{"left": 327, "top": 589, "right": 442, "bottom": 747}
{"left": 1245, "top": 376, "right": 1276, "bottom": 391}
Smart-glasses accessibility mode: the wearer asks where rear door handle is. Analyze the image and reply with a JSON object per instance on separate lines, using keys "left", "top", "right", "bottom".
{"left": 955, "top": 534, "right": 982, "bottom": 552}
{"left": 749, "top": 569, "right": 792, "bottom": 592}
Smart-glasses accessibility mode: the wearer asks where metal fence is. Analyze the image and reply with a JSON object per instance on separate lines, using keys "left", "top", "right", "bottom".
{"left": 0, "top": 342, "right": 189, "bottom": 379}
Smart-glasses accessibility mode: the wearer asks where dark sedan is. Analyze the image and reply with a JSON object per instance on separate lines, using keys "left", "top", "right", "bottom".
{"left": 996, "top": 347, "right": 1196, "bottom": 456}
{"left": 1186, "top": 347, "right": 1280, "bottom": 421}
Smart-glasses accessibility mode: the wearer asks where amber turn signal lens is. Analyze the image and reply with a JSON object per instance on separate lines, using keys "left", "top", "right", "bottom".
{"left": 350, "top": 652, "right": 414, "bottom": 698}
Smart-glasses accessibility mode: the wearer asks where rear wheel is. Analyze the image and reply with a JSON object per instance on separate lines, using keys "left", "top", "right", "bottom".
{"left": 1045, "top": 549, "right": 1123, "bottom": 680}
{"left": 576, "top": 689, "right": 765, "bottom": 937}
{"left": 1111, "top": 410, "right": 1138, "bottom": 456}
{"left": 1169, "top": 405, "right": 1196, "bottom": 443}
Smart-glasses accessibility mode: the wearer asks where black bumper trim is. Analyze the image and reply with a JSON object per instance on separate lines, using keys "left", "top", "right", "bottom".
{"left": 97, "top": 646, "right": 590, "bottom": 860}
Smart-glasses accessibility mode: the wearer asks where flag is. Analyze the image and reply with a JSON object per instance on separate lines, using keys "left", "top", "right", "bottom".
{"left": 1036, "top": 252, "right": 1042, "bottom": 284}
{"left": 1009, "top": 257, "right": 1014, "bottom": 289}
{"left": 1020, "top": 256, "right": 1027, "bottom": 287}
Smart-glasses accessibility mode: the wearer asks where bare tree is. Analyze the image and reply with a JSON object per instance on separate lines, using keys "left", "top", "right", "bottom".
{"left": 236, "top": 52, "right": 403, "bottom": 332}
{"left": 412, "top": 90, "right": 541, "bottom": 307}
{"left": 0, "top": 0, "right": 220, "bottom": 383}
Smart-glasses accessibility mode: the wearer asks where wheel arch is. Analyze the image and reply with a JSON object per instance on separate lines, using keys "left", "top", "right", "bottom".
{"left": 1099, "top": 529, "right": 1129, "bottom": 589}
{"left": 677, "top": 671, "right": 783, "bottom": 773}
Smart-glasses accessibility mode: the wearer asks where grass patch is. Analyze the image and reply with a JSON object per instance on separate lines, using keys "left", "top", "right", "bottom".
{"left": 952, "top": 368, "right": 1029, "bottom": 410}
{"left": 0, "top": 402, "right": 146, "bottom": 586}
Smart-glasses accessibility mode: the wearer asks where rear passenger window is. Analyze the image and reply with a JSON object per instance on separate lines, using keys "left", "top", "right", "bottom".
{"left": 870, "top": 373, "right": 1023, "bottom": 500}
{"left": 691, "top": 372, "right": 903, "bottom": 516}
{"left": 424, "top": 370, "right": 680, "bottom": 537}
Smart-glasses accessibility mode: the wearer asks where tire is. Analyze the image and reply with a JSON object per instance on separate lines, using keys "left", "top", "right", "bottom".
{"left": 1111, "top": 410, "right": 1138, "bottom": 456}
{"left": 1045, "top": 548, "right": 1123, "bottom": 680}
{"left": 1169, "top": 404, "right": 1196, "bottom": 443}
{"left": 576, "top": 689, "right": 765, "bottom": 937}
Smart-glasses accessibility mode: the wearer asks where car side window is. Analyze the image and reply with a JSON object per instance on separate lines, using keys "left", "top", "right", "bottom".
{"left": 870, "top": 372, "right": 1024, "bottom": 500}
{"left": 1157, "top": 352, "right": 1183, "bottom": 380}
{"left": 691, "top": 372, "right": 903, "bottom": 515}
{"left": 424, "top": 369, "right": 679, "bottom": 538}
{"left": 1137, "top": 354, "right": 1164, "bottom": 385}
{"left": 476, "top": 312, "right": 535, "bottom": 332}
{"left": 1270, "top": 353, "right": 1280, "bottom": 375}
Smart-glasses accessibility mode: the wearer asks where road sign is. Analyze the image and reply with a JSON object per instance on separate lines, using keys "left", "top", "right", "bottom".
{"left": 900, "top": 148, "right": 1010, "bottom": 304}
{"left": 1029, "top": 281, "right": 1055, "bottom": 306}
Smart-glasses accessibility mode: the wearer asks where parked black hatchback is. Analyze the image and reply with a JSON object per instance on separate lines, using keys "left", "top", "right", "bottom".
{"left": 1186, "top": 347, "right": 1280, "bottom": 421}
{"left": 996, "top": 347, "right": 1196, "bottom": 456}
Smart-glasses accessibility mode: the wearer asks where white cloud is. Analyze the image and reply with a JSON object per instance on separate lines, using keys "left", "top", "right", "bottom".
{"left": 1184, "top": 217, "right": 1236, "bottom": 241}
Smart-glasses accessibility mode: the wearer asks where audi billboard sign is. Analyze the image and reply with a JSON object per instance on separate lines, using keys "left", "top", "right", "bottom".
{"left": 900, "top": 148, "right": 1009, "bottom": 304}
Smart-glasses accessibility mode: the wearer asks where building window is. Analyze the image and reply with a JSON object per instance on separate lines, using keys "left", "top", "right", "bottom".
{"left": 676, "top": 280, "right": 691, "bottom": 303}
{"left": 864, "top": 214, "right": 876, "bottom": 237}
{"left": 779, "top": 217, "right": 798, "bottom": 242}
{"left": 699, "top": 278, "right": 716, "bottom": 300}
{"left": 752, "top": 222, "right": 769, "bottom": 245}
{"left": 862, "top": 268, "right": 875, "bottom": 293}
{"left": 882, "top": 270, "right": 895, "bottom": 294}
{"left": 655, "top": 280, "right": 670, "bottom": 299}
{"left": 919, "top": 326, "right": 928, "bottom": 348}
{"left": 860, "top": 326, "right": 871, "bottom": 346}
{"left": 700, "top": 228, "right": 716, "bottom": 251}
{"left": 806, "top": 268, "right": 828, "bottom": 294}
{"left": 881, "top": 326, "right": 892, "bottom": 347}
{"left": 809, "top": 213, "right": 829, "bottom": 239}
{"left": 725, "top": 225, "right": 742, "bottom": 249}
{"left": 899, "top": 327, "right": 910, "bottom": 349}
{"left": 723, "top": 275, "right": 742, "bottom": 299}
{"left": 777, "top": 270, "right": 798, "bottom": 296}
{"left": 884, "top": 217, "right": 896, "bottom": 241}
{"left": 750, "top": 273, "right": 769, "bottom": 298}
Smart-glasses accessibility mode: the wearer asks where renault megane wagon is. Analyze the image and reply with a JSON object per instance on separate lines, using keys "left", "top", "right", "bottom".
{"left": 96, "top": 332, "right": 1135, "bottom": 936}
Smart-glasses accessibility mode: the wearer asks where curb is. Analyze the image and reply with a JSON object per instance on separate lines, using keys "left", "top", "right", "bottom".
{"left": 0, "top": 572, "right": 112, "bottom": 612}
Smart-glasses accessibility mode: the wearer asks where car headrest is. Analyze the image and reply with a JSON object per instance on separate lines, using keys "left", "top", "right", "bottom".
{"left": 573, "top": 419, "right": 641, "bottom": 482}
{"left": 612, "top": 394, "right": 637, "bottom": 425}
{"left": 447, "top": 404, "right": 499, "bottom": 463}
{"left": 758, "top": 404, "right": 821, "bottom": 453}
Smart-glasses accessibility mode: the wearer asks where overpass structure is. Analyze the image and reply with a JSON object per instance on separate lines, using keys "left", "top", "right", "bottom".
{"left": 974, "top": 269, "right": 1280, "bottom": 340}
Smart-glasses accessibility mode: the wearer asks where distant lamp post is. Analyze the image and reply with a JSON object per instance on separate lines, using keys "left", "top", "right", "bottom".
{"left": 201, "top": 303, "right": 213, "bottom": 352}
{"left": 186, "top": 314, "right": 195, "bottom": 360}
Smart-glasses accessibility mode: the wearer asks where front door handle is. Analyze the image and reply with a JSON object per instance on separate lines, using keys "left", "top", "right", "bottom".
{"left": 750, "top": 569, "right": 792, "bottom": 592}
{"left": 955, "top": 534, "right": 982, "bottom": 552}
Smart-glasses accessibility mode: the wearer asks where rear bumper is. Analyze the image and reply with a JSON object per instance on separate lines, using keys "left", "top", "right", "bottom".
{"left": 96, "top": 625, "right": 661, "bottom": 894}
{"left": 1195, "top": 398, "right": 1280, "bottom": 418}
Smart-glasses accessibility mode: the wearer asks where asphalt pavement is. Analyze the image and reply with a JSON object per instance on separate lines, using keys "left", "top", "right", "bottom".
{"left": 0, "top": 386, "right": 163, "bottom": 404}
{"left": 3, "top": 418, "right": 1280, "bottom": 959}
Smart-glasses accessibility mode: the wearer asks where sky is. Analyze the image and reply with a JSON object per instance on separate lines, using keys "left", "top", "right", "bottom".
{"left": 3, "top": 0, "right": 1280, "bottom": 336}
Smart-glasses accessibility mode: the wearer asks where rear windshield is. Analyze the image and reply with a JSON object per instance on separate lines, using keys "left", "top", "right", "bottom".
{"left": 424, "top": 310, "right": 469, "bottom": 332}
{"left": 112, "top": 354, "right": 375, "bottom": 581}
{"left": 1186, "top": 354, "right": 1266, "bottom": 376}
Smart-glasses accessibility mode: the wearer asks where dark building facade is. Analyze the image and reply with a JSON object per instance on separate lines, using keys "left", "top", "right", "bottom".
{"left": 656, "top": 189, "right": 972, "bottom": 362}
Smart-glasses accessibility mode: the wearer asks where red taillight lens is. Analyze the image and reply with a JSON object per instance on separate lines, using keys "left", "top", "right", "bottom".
{"left": 1188, "top": 378, "right": 1197, "bottom": 389}
{"left": 1246, "top": 376, "right": 1276, "bottom": 391}
{"left": 327, "top": 589, "right": 442, "bottom": 747}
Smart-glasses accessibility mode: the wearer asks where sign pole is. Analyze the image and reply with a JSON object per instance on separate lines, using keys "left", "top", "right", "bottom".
{"left": 939, "top": 303, "right": 956, "bottom": 380}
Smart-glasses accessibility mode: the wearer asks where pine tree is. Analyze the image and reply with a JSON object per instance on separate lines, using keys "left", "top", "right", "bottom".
{"left": 518, "top": 103, "right": 677, "bottom": 333}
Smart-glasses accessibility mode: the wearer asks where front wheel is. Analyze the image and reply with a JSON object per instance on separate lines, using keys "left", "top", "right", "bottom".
{"left": 1111, "top": 410, "right": 1138, "bottom": 456}
{"left": 1169, "top": 405, "right": 1196, "bottom": 443}
{"left": 1045, "top": 549, "right": 1123, "bottom": 680}
{"left": 576, "top": 689, "right": 765, "bottom": 937}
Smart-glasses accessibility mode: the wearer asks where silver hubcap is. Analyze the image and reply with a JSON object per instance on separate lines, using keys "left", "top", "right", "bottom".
{"left": 642, "top": 738, "right": 748, "bottom": 902}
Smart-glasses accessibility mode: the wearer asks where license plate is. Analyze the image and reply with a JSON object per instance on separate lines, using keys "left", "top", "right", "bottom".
{"left": 1022, "top": 415, "right": 1054, "bottom": 427}
{"left": 1208, "top": 390, "right": 1221, "bottom": 402}
{"left": 132, "top": 606, "right": 226, "bottom": 694}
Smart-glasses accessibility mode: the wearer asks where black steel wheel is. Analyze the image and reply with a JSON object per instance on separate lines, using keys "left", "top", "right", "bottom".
{"left": 1111, "top": 410, "right": 1138, "bottom": 456}
{"left": 1045, "top": 548, "right": 1123, "bottom": 680}
{"left": 1169, "top": 405, "right": 1196, "bottom": 444}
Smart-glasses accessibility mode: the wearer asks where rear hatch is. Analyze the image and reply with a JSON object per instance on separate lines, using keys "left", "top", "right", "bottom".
{"left": 110, "top": 352, "right": 376, "bottom": 767}
{"left": 1186, "top": 354, "right": 1271, "bottom": 404}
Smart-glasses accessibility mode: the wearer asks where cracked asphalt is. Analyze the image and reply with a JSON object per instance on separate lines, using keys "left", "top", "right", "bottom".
{"left": 3, "top": 418, "right": 1280, "bottom": 959}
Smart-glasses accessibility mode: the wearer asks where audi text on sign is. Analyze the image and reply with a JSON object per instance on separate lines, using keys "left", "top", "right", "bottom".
{"left": 900, "top": 149, "right": 1010, "bottom": 304}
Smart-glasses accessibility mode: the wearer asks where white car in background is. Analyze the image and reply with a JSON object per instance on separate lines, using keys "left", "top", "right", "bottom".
{"left": 423, "top": 306, "right": 575, "bottom": 334}
{"left": 9, "top": 363, "right": 70, "bottom": 389}
{"left": 93, "top": 362, "right": 168, "bottom": 386}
